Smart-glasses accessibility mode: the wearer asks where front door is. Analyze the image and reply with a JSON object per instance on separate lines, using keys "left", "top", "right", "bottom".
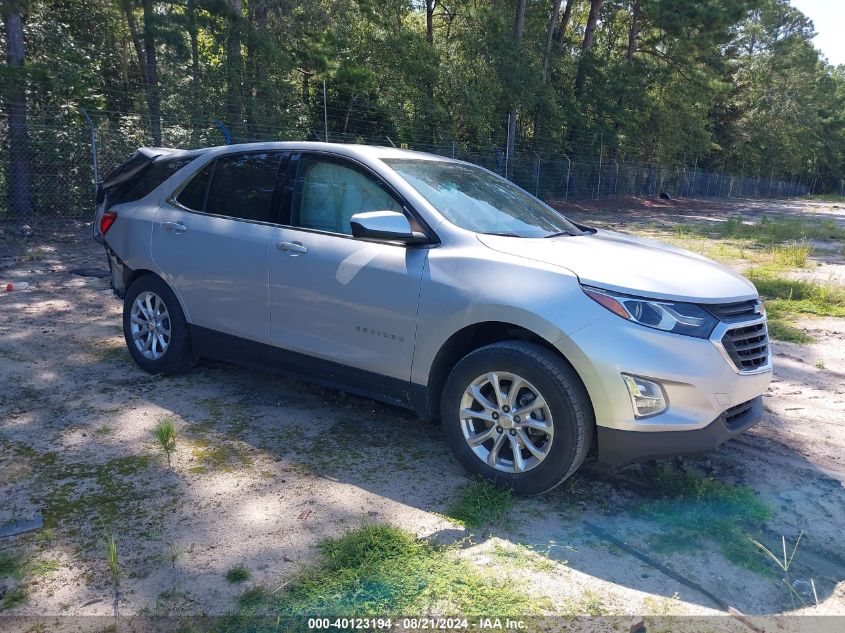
{"left": 269, "top": 153, "right": 428, "bottom": 387}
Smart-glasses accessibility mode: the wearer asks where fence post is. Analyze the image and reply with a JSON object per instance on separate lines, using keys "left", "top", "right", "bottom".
{"left": 595, "top": 140, "right": 603, "bottom": 199}
{"left": 533, "top": 151, "right": 540, "bottom": 196}
{"left": 80, "top": 108, "right": 98, "bottom": 192}
{"left": 563, "top": 155, "right": 571, "bottom": 200}
{"left": 214, "top": 120, "right": 232, "bottom": 145}
{"left": 323, "top": 79, "right": 329, "bottom": 142}
{"left": 612, "top": 160, "right": 619, "bottom": 196}
{"left": 505, "top": 112, "right": 513, "bottom": 180}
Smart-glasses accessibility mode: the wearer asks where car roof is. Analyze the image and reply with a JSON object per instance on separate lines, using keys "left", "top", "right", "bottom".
{"left": 144, "top": 142, "right": 452, "bottom": 163}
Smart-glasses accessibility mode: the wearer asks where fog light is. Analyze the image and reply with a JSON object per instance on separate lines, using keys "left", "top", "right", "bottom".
{"left": 622, "top": 374, "right": 667, "bottom": 418}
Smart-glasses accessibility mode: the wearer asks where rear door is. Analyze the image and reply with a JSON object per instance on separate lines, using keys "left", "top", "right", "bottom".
{"left": 151, "top": 151, "right": 289, "bottom": 345}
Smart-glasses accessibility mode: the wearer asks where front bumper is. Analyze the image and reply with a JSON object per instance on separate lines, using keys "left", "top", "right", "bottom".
{"left": 596, "top": 395, "right": 763, "bottom": 466}
{"left": 554, "top": 312, "right": 771, "bottom": 463}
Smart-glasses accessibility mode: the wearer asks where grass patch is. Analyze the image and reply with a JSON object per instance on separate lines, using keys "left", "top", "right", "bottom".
{"left": 189, "top": 438, "right": 252, "bottom": 474}
{"left": 236, "top": 524, "right": 540, "bottom": 618}
{"left": 560, "top": 590, "right": 607, "bottom": 618}
{"left": 491, "top": 543, "right": 556, "bottom": 573}
{"left": 717, "top": 215, "right": 845, "bottom": 244}
{"left": 35, "top": 454, "right": 155, "bottom": 537}
{"left": 444, "top": 478, "right": 513, "bottom": 529}
{"left": 769, "top": 242, "right": 811, "bottom": 268}
{"left": 0, "top": 551, "right": 23, "bottom": 580}
{"left": 638, "top": 465, "right": 773, "bottom": 574}
{"left": 0, "top": 551, "right": 27, "bottom": 611}
{"left": 31, "top": 558, "right": 60, "bottom": 576}
{"left": 807, "top": 193, "right": 845, "bottom": 203}
{"left": 747, "top": 268, "right": 845, "bottom": 342}
{"left": 197, "top": 397, "right": 255, "bottom": 438}
{"left": 1, "top": 587, "right": 28, "bottom": 610}
{"left": 225, "top": 565, "right": 251, "bottom": 584}
{"left": 23, "top": 247, "right": 48, "bottom": 262}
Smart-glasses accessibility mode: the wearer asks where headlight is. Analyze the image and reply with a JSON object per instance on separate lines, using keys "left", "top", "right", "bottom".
{"left": 582, "top": 286, "right": 718, "bottom": 338}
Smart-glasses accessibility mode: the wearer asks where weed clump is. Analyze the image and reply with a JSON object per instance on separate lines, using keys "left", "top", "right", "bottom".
{"left": 445, "top": 477, "right": 513, "bottom": 528}
{"left": 236, "top": 524, "right": 537, "bottom": 617}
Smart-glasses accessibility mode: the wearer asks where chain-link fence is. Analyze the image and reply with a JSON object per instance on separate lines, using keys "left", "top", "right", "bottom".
{"left": 0, "top": 110, "right": 811, "bottom": 223}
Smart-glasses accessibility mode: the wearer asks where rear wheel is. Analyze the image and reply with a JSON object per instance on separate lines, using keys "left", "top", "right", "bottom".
{"left": 441, "top": 341, "right": 593, "bottom": 495}
{"left": 123, "top": 275, "right": 195, "bottom": 375}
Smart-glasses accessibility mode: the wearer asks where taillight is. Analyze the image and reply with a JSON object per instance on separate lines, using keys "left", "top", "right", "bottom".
{"left": 100, "top": 211, "right": 117, "bottom": 235}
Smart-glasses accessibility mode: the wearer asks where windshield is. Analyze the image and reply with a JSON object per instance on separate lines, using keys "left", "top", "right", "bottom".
{"left": 383, "top": 158, "right": 583, "bottom": 238}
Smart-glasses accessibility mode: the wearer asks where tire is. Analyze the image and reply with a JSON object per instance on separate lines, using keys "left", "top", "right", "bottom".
{"left": 123, "top": 274, "right": 195, "bottom": 375}
{"left": 440, "top": 341, "right": 594, "bottom": 495}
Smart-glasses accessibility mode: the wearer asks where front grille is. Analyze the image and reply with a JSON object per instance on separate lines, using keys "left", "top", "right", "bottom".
{"left": 724, "top": 398, "right": 756, "bottom": 428}
{"left": 706, "top": 299, "right": 760, "bottom": 321}
{"left": 721, "top": 322, "right": 769, "bottom": 371}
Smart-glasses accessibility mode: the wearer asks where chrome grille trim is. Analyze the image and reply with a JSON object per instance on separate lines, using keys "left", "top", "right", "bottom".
{"left": 710, "top": 315, "right": 772, "bottom": 375}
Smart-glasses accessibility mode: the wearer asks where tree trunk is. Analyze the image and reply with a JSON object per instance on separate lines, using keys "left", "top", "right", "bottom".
{"left": 574, "top": 0, "right": 604, "bottom": 97}
{"left": 613, "top": 0, "right": 640, "bottom": 140}
{"left": 553, "top": 0, "right": 576, "bottom": 46}
{"left": 535, "top": 0, "right": 565, "bottom": 146}
{"left": 2, "top": 0, "right": 33, "bottom": 218}
{"left": 187, "top": 0, "right": 200, "bottom": 136}
{"left": 141, "top": 0, "right": 162, "bottom": 145}
{"left": 542, "top": 0, "right": 564, "bottom": 82}
{"left": 226, "top": 0, "right": 243, "bottom": 141}
{"left": 425, "top": 0, "right": 437, "bottom": 144}
{"left": 506, "top": 0, "right": 527, "bottom": 175}
{"left": 626, "top": 0, "right": 640, "bottom": 65}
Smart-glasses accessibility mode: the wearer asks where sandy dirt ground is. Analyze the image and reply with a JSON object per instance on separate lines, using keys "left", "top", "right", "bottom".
{"left": 1, "top": 198, "right": 844, "bottom": 625}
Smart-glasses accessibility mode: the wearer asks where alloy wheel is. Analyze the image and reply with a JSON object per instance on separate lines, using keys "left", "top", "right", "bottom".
{"left": 129, "top": 291, "right": 172, "bottom": 360}
{"left": 459, "top": 371, "right": 554, "bottom": 473}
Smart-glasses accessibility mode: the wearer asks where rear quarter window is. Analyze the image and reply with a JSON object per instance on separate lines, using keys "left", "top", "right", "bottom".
{"left": 112, "top": 156, "right": 194, "bottom": 206}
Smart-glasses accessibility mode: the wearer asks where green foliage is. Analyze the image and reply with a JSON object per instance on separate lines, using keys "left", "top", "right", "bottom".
{"left": 713, "top": 215, "right": 845, "bottom": 245}
{"left": 3, "top": 0, "right": 845, "bottom": 220}
{"left": 152, "top": 417, "right": 178, "bottom": 467}
{"left": 0, "top": 551, "right": 23, "bottom": 580}
{"left": 1, "top": 587, "right": 28, "bottom": 610}
{"left": 236, "top": 524, "right": 538, "bottom": 617}
{"left": 225, "top": 565, "right": 251, "bottom": 584}
{"left": 639, "top": 465, "right": 773, "bottom": 573}
{"left": 444, "top": 477, "right": 514, "bottom": 528}
{"left": 104, "top": 531, "right": 120, "bottom": 586}
{"left": 747, "top": 267, "right": 845, "bottom": 342}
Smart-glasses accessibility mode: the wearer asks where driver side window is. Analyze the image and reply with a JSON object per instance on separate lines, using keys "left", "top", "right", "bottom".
{"left": 291, "top": 156, "right": 403, "bottom": 235}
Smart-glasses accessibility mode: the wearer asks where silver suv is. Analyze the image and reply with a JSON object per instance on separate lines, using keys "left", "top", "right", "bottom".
{"left": 94, "top": 142, "right": 771, "bottom": 494}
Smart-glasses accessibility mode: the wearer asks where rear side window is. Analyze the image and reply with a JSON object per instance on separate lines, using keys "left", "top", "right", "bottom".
{"left": 175, "top": 164, "right": 212, "bottom": 212}
{"left": 115, "top": 156, "right": 194, "bottom": 205}
{"left": 204, "top": 153, "right": 284, "bottom": 222}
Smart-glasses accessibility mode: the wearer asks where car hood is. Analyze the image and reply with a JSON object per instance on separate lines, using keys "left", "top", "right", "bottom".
{"left": 477, "top": 229, "right": 758, "bottom": 303}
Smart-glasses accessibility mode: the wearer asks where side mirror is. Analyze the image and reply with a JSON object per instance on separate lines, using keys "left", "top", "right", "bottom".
{"left": 349, "top": 211, "right": 427, "bottom": 243}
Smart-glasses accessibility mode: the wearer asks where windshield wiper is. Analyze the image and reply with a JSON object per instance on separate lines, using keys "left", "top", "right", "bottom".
{"left": 544, "top": 230, "right": 576, "bottom": 238}
{"left": 481, "top": 231, "right": 523, "bottom": 237}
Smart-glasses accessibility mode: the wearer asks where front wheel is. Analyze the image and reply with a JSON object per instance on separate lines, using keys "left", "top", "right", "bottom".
{"left": 123, "top": 274, "right": 195, "bottom": 375}
{"left": 440, "top": 341, "right": 594, "bottom": 495}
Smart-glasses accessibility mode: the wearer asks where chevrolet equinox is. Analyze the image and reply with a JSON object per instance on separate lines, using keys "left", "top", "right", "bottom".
{"left": 93, "top": 142, "right": 771, "bottom": 494}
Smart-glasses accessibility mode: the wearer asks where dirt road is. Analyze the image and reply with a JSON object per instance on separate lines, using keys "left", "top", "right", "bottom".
{"left": 1, "top": 198, "right": 843, "bottom": 622}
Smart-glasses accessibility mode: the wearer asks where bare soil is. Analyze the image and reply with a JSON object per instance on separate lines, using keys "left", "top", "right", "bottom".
{"left": 1, "top": 198, "right": 844, "bottom": 622}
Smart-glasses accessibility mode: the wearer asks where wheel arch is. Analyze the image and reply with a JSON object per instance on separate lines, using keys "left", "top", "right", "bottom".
{"left": 419, "top": 321, "right": 595, "bottom": 427}
{"left": 123, "top": 268, "right": 192, "bottom": 323}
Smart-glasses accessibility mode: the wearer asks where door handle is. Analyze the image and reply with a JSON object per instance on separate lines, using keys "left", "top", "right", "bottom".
{"left": 277, "top": 241, "right": 308, "bottom": 255}
{"left": 163, "top": 221, "right": 187, "bottom": 234}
